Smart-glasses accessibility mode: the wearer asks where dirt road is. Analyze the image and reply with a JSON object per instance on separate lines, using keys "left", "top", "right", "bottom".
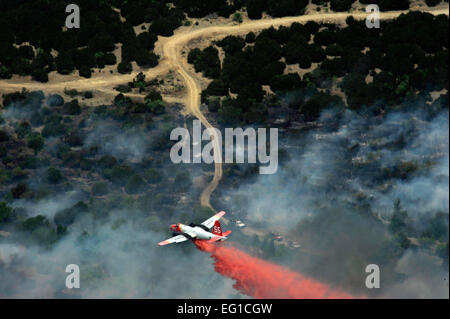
{"left": 160, "top": 6, "right": 449, "bottom": 209}
{"left": 1, "top": 7, "right": 448, "bottom": 211}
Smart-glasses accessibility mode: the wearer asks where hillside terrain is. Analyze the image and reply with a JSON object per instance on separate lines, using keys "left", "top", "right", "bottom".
{"left": 0, "top": 1, "right": 448, "bottom": 298}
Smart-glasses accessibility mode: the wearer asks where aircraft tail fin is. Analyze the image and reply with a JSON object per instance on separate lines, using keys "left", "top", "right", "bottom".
{"left": 212, "top": 220, "right": 222, "bottom": 236}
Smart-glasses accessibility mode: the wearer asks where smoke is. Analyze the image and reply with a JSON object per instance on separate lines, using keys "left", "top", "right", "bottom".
{"left": 1, "top": 88, "right": 448, "bottom": 298}
{"left": 383, "top": 249, "right": 449, "bottom": 298}
{"left": 83, "top": 118, "right": 149, "bottom": 162}
{"left": 0, "top": 93, "right": 233, "bottom": 299}
{"left": 10, "top": 191, "right": 83, "bottom": 220}
{"left": 1, "top": 91, "right": 44, "bottom": 122}
{"left": 214, "top": 107, "right": 449, "bottom": 298}
{"left": 0, "top": 217, "right": 242, "bottom": 298}
{"left": 223, "top": 108, "right": 448, "bottom": 224}
{"left": 195, "top": 240, "right": 360, "bottom": 299}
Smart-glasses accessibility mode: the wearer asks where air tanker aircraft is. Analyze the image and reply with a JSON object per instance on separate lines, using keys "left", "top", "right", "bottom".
{"left": 158, "top": 211, "right": 231, "bottom": 246}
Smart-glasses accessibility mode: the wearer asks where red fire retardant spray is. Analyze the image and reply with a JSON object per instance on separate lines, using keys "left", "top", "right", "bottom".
{"left": 195, "top": 240, "right": 361, "bottom": 299}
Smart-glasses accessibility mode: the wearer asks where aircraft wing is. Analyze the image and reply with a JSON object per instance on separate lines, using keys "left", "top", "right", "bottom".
{"left": 158, "top": 235, "right": 188, "bottom": 246}
{"left": 201, "top": 211, "right": 226, "bottom": 229}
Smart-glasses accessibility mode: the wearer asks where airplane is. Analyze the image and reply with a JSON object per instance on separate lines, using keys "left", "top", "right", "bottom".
{"left": 158, "top": 211, "right": 231, "bottom": 246}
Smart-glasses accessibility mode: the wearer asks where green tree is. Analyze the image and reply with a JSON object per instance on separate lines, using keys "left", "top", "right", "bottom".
{"left": 22, "top": 215, "right": 49, "bottom": 232}
{"left": 15, "top": 121, "right": 32, "bottom": 139}
{"left": 146, "top": 100, "right": 166, "bottom": 115}
{"left": 103, "top": 164, "right": 134, "bottom": 185}
{"left": 31, "top": 226, "right": 58, "bottom": 246}
{"left": 389, "top": 199, "right": 412, "bottom": 235}
{"left": 63, "top": 99, "right": 81, "bottom": 115}
{"left": 54, "top": 201, "right": 88, "bottom": 226}
{"left": 301, "top": 91, "right": 344, "bottom": 120}
{"left": 125, "top": 174, "right": 147, "bottom": 194}
{"left": 232, "top": 12, "right": 243, "bottom": 24}
{"left": 91, "top": 182, "right": 109, "bottom": 196}
{"left": 144, "top": 168, "right": 162, "bottom": 184}
{"left": 11, "top": 183, "right": 28, "bottom": 199}
{"left": 0, "top": 65, "right": 12, "bottom": 79}
{"left": 46, "top": 167, "right": 63, "bottom": 184}
{"left": 0, "top": 202, "right": 13, "bottom": 224}
{"left": 145, "top": 90, "right": 163, "bottom": 103}
{"left": 436, "top": 242, "right": 449, "bottom": 266}
{"left": 98, "top": 155, "right": 118, "bottom": 169}
{"left": 117, "top": 60, "right": 132, "bottom": 74}
{"left": 27, "top": 132, "right": 44, "bottom": 154}
{"left": 247, "top": 0, "right": 264, "bottom": 19}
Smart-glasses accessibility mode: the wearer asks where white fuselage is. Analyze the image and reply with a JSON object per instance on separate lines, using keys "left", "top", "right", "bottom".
{"left": 178, "top": 224, "right": 217, "bottom": 240}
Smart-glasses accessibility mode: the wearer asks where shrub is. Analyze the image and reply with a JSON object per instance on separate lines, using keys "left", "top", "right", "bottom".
{"left": 146, "top": 100, "right": 166, "bottom": 115}
{"left": 207, "top": 96, "right": 221, "bottom": 112}
{"left": 245, "top": 32, "right": 256, "bottom": 43}
{"left": 301, "top": 91, "right": 344, "bottom": 120}
{"left": 425, "top": 0, "right": 441, "bottom": 6}
{"left": 91, "top": 182, "right": 109, "bottom": 196}
{"left": 232, "top": 12, "right": 243, "bottom": 23}
{"left": 64, "top": 88, "right": 79, "bottom": 98}
{"left": 80, "top": 158, "right": 94, "bottom": 170}
{"left": 135, "top": 50, "right": 159, "bottom": 67}
{"left": 11, "top": 183, "right": 28, "bottom": 199}
{"left": 83, "top": 91, "right": 93, "bottom": 99}
{"left": 145, "top": 90, "right": 163, "bottom": 102}
{"left": 104, "top": 53, "right": 117, "bottom": 65}
{"left": 0, "top": 65, "right": 12, "bottom": 79}
{"left": 12, "top": 167, "right": 27, "bottom": 179}
{"left": 117, "top": 61, "right": 132, "bottom": 74}
{"left": 30, "top": 111, "right": 44, "bottom": 126}
{"left": 22, "top": 215, "right": 49, "bottom": 232}
{"left": 79, "top": 66, "right": 92, "bottom": 78}
{"left": 15, "top": 121, "right": 32, "bottom": 138}
{"left": 32, "top": 68, "right": 49, "bottom": 82}
{"left": 19, "top": 156, "right": 40, "bottom": 169}
{"left": 63, "top": 129, "right": 83, "bottom": 147}
{"left": 247, "top": 0, "right": 264, "bottom": 19}
{"left": 174, "top": 171, "right": 191, "bottom": 191}
{"left": 54, "top": 201, "right": 88, "bottom": 226}
{"left": 149, "top": 17, "right": 178, "bottom": 36}
{"left": 98, "top": 155, "right": 118, "bottom": 169}
{"left": 104, "top": 164, "right": 134, "bottom": 185}
{"left": 217, "top": 36, "right": 245, "bottom": 55}
{"left": 42, "top": 120, "right": 66, "bottom": 138}
{"left": 27, "top": 132, "right": 44, "bottom": 153}
{"left": 330, "top": 0, "right": 354, "bottom": 12}
{"left": 0, "top": 202, "right": 13, "bottom": 224}
{"left": 205, "top": 79, "right": 228, "bottom": 96}
{"left": 144, "top": 168, "right": 162, "bottom": 184}
{"left": 61, "top": 151, "right": 81, "bottom": 167}
{"left": 46, "top": 167, "right": 63, "bottom": 184}
{"left": 63, "top": 99, "right": 81, "bottom": 115}
{"left": 2, "top": 89, "right": 28, "bottom": 108}
{"left": 56, "top": 51, "right": 75, "bottom": 74}
{"left": 0, "top": 130, "right": 10, "bottom": 142}
{"left": 114, "top": 93, "right": 132, "bottom": 106}
{"left": 125, "top": 174, "right": 147, "bottom": 194}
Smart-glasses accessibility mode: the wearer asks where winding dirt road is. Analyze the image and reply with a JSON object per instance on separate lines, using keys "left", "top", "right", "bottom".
{"left": 1, "top": 7, "right": 448, "bottom": 209}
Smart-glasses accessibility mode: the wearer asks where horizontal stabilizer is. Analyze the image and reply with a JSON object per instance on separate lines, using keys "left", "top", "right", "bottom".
{"left": 222, "top": 230, "right": 231, "bottom": 237}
